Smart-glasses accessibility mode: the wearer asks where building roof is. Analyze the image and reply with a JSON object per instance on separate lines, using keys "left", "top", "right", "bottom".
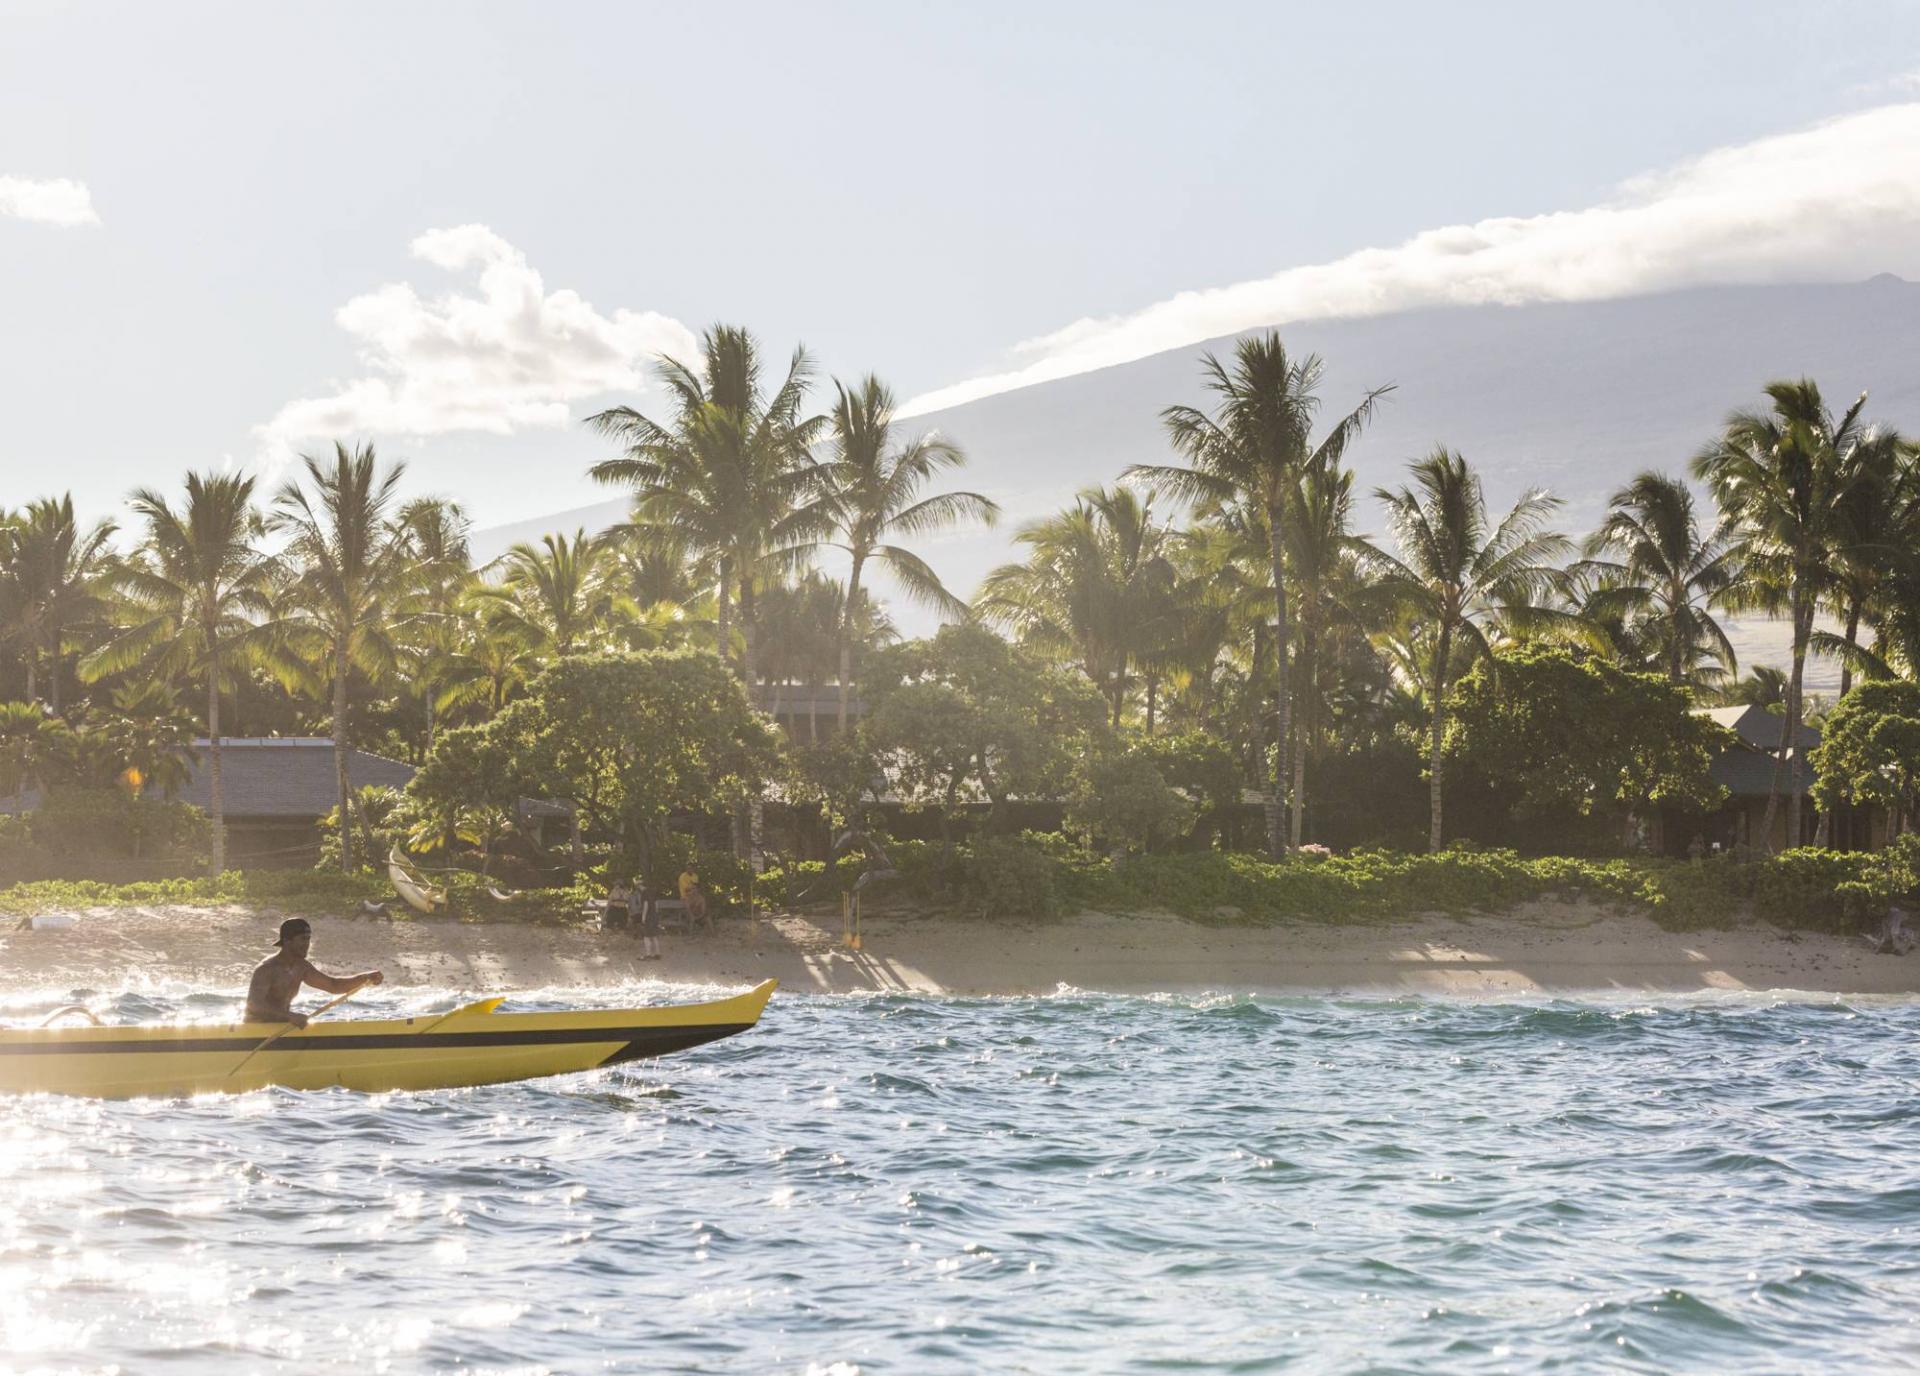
{"left": 0, "top": 738, "right": 417, "bottom": 820}
{"left": 1697, "top": 703, "right": 1820, "bottom": 753}
{"left": 175, "top": 738, "right": 416, "bottom": 818}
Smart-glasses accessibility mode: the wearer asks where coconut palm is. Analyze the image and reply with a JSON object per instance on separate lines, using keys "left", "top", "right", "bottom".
{"left": 395, "top": 497, "right": 475, "bottom": 751}
{"left": 270, "top": 443, "right": 423, "bottom": 871}
{"left": 78, "top": 472, "right": 284, "bottom": 872}
{"left": 976, "top": 485, "right": 1179, "bottom": 727}
{"left": 0, "top": 495, "right": 118, "bottom": 715}
{"left": 586, "top": 325, "right": 826, "bottom": 684}
{"left": 818, "top": 375, "right": 998, "bottom": 730}
{"left": 475, "top": 530, "right": 629, "bottom": 659}
{"left": 1692, "top": 380, "right": 1877, "bottom": 847}
{"left": 1816, "top": 429, "right": 1917, "bottom": 697}
{"left": 1578, "top": 472, "right": 1739, "bottom": 689}
{"left": 1128, "top": 334, "right": 1392, "bottom": 854}
{"left": 1364, "top": 448, "right": 1572, "bottom": 851}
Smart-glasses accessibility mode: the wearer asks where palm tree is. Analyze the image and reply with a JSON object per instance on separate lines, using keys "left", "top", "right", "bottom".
{"left": 271, "top": 443, "right": 422, "bottom": 871}
{"left": 1128, "top": 334, "right": 1391, "bottom": 854}
{"left": 79, "top": 472, "right": 282, "bottom": 873}
{"left": 475, "top": 530, "right": 628, "bottom": 658}
{"left": 395, "top": 497, "right": 474, "bottom": 752}
{"left": 1365, "top": 449, "right": 1571, "bottom": 851}
{"left": 976, "top": 485, "right": 1179, "bottom": 727}
{"left": 1817, "top": 429, "right": 1915, "bottom": 698}
{"left": 1280, "top": 459, "right": 1373, "bottom": 845}
{"left": 1579, "top": 472, "right": 1739, "bottom": 689}
{"left": 1693, "top": 380, "right": 1876, "bottom": 848}
{"left": 0, "top": 495, "right": 118, "bottom": 715}
{"left": 1722, "top": 664, "right": 1788, "bottom": 708}
{"left": 587, "top": 325, "right": 826, "bottom": 685}
{"left": 819, "top": 375, "right": 998, "bottom": 731}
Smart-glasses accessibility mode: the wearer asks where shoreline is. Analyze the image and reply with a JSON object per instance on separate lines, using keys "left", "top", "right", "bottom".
{"left": 3, "top": 900, "right": 1918, "bottom": 1000}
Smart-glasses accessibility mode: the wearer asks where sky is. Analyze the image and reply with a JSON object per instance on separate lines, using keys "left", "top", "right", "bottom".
{"left": 6, "top": 0, "right": 1920, "bottom": 535}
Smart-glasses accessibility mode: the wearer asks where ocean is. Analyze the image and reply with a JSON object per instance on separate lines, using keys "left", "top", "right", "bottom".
{"left": 3, "top": 984, "right": 1918, "bottom": 1373}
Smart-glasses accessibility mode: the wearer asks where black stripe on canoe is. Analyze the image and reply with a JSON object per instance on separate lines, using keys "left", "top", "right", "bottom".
{"left": 0, "top": 1023, "right": 755, "bottom": 1057}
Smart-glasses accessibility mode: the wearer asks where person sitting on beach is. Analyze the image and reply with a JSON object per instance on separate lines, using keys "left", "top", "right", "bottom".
{"left": 244, "top": 918, "right": 384, "bottom": 1026}
{"left": 604, "top": 880, "right": 633, "bottom": 933}
{"left": 678, "top": 867, "right": 709, "bottom": 926}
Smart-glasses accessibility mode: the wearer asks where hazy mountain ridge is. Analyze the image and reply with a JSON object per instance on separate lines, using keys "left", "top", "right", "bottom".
{"left": 477, "top": 278, "right": 1920, "bottom": 687}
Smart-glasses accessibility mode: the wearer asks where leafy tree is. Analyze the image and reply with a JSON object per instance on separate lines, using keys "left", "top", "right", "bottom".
{"left": 271, "top": 443, "right": 425, "bottom": 870}
{"left": 0, "top": 700, "right": 69, "bottom": 799}
{"left": 1133, "top": 730, "right": 1244, "bottom": 848}
{"left": 1693, "top": 380, "right": 1879, "bottom": 847}
{"left": 97, "top": 681, "right": 199, "bottom": 800}
{"left": 1365, "top": 449, "right": 1573, "bottom": 851}
{"left": 864, "top": 623, "right": 1107, "bottom": 848}
{"left": 1066, "top": 753, "right": 1193, "bottom": 855}
{"left": 79, "top": 471, "right": 282, "bottom": 872}
{"left": 1447, "top": 645, "right": 1728, "bottom": 849}
{"left": 417, "top": 651, "right": 778, "bottom": 891}
{"left": 1812, "top": 679, "right": 1920, "bottom": 839}
{"left": 818, "top": 375, "right": 997, "bottom": 730}
{"left": 1128, "top": 333, "right": 1391, "bottom": 854}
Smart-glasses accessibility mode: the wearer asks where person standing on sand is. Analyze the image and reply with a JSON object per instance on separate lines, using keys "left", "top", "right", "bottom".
{"left": 244, "top": 918, "right": 384, "bottom": 1026}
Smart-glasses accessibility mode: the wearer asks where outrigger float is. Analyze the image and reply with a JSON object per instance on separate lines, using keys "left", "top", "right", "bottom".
{"left": 0, "top": 979, "right": 775, "bottom": 1099}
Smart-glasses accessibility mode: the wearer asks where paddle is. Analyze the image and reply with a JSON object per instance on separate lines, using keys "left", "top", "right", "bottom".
{"left": 224, "top": 982, "right": 368, "bottom": 1088}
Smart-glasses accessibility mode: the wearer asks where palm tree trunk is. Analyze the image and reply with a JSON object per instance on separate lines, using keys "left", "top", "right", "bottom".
{"left": 208, "top": 662, "right": 225, "bottom": 875}
{"left": 1840, "top": 596, "right": 1862, "bottom": 699}
{"left": 1289, "top": 619, "right": 1316, "bottom": 848}
{"left": 1146, "top": 677, "right": 1157, "bottom": 736}
{"left": 1759, "top": 586, "right": 1809, "bottom": 851}
{"left": 716, "top": 560, "right": 733, "bottom": 668}
{"left": 47, "top": 625, "right": 62, "bottom": 716}
{"left": 740, "top": 581, "right": 763, "bottom": 868}
{"left": 333, "top": 655, "right": 353, "bottom": 873}
{"left": 1266, "top": 514, "right": 1291, "bottom": 858}
{"left": 1428, "top": 624, "right": 1453, "bottom": 853}
{"left": 838, "top": 553, "right": 865, "bottom": 734}
{"left": 24, "top": 658, "right": 36, "bottom": 707}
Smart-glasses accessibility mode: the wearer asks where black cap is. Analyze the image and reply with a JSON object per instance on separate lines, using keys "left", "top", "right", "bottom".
{"left": 273, "top": 918, "right": 312, "bottom": 946}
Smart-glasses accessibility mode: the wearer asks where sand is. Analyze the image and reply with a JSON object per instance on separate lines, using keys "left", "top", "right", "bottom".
{"left": 3, "top": 899, "right": 1918, "bottom": 1000}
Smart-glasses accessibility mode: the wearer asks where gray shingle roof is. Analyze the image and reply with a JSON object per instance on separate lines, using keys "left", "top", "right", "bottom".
{"left": 176, "top": 738, "right": 416, "bottom": 818}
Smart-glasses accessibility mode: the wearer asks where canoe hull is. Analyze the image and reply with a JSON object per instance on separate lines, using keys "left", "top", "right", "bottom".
{"left": 0, "top": 980, "right": 775, "bottom": 1098}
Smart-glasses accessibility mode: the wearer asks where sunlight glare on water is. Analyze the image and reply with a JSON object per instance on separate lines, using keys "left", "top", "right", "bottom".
{"left": 3, "top": 983, "right": 1920, "bottom": 1373}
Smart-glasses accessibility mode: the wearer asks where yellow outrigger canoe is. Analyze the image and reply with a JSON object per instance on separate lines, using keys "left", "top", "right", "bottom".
{"left": 0, "top": 979, "right": 776, "bottom": 1099}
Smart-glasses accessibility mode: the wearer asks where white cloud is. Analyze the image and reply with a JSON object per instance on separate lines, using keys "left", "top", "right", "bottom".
{"left": 901, "top": 102, "right": 1920, "bottom": 416}
{"left": 258, "top": 225, "right": 699, "bottom": 449}
{"left": 0, "top": 176, "right": 99, "bottom": 226}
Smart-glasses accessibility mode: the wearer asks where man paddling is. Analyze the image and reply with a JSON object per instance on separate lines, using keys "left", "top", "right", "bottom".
{"left": 244, "top": 918, "right": 384, "bottom": 1026}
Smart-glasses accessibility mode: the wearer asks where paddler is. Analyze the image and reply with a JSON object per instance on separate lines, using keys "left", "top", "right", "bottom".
{"left": 244, "top": 918, "right": 385, "bottom": 1026}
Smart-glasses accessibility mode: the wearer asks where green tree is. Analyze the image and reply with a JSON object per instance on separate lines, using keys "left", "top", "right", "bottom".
{"left": 1693, "top": 380, "right": 1877, "bottom": 848}
{"left": 271, "top": 443, "right": 424, "bottom": 871}
{"left": 475, "top": 529, "right": 628, "bottom": 658}
{"left": 418, "top": 651, "right": 778, "bottom": 891}
{"left": 864, "top": 623, "right": 1107, "bottom": 848}
{"left": 79, "top": 472, "right": 283, "bottom": 873}
{"left": 1128, "top": 334, "right": 1391, "bottom": 854}
{"left": 1365, "top": 449, "right": 1572, "bottom": 851}
{"left": 976, "top": 486, "right": 1179, "bottom": 728}
{"left": 1448, "top": 644, "right": 1728, "bottom": 849}
{"left": 818, "top": 375, "right": 998, "bottom": 730}
{"left": 97, "top": 680, "right": 199, "bottom": 801}
{"left": 587, "top": 325, "right": 825, "bottom": 685}
{"left": 1812, "top": 678, "right": 1920, "bottom": 839}
{"left": 1066, "top": 752, "right": 1193, "bottom": 855}
{"left": 1579, "top": 471, "right": 1739, "bottom": 688}
{"left": 0, "top": 495, "right": 118, "bottom": 715}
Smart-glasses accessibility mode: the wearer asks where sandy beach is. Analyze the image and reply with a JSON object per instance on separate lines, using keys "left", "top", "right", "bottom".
{"left": 4, "top": 901, "right": 1918, "bottom": 999}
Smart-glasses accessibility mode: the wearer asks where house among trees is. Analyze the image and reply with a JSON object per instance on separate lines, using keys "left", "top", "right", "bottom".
{"left": 1692, "top": 705, "right": 1882, "bottom": 853}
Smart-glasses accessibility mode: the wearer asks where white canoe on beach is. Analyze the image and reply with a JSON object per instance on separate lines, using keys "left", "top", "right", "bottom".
{"left": 388, "top": 848, "right": 448, "bottom": 914}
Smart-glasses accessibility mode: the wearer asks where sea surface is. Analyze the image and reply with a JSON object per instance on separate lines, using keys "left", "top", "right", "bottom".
{"left": 3, "top": 983, "right": 1919, "bottom": 1374}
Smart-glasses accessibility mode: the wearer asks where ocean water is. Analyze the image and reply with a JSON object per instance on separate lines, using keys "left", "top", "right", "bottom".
{"left": 3, "top": 984, "right": 1919, "bottom": 1374}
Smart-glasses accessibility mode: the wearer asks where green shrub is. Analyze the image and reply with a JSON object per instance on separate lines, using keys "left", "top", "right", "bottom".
{"left": 958, "top": 836, "right": 1060, "bottom": 918}
{"left": 0, "top": 788, "right": 209, "bottom": 882}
